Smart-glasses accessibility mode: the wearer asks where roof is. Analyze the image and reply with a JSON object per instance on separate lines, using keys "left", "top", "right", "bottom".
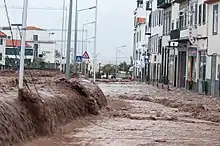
{"left": 0, "top": 31, "right": 6, "bottom": 37}
{"left": 26, "top": 26, "right": 45, "bottom": 31}
{"left": 6, "top": 39, "right": 31, "bottom": 47}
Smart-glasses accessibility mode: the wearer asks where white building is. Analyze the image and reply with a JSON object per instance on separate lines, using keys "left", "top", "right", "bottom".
{"left": 148, "top": 0, "right": 163, "bottom": 81}
{"left": 133, "top": 0, "right": 150, "bottom": 79}
{"left": 205, "top": 0, "right": 220, "bottom": 96}
{"left": 0, "top": 31, "right": 6, "bottom": 66}
{"left": 2, "top": 26, "right": 59, "bottom": 64}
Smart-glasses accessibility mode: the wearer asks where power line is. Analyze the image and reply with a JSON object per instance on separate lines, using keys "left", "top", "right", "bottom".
{"left": 0, "top": 27, "right": 84, "bottom": 32}
{"left": 0, "top": 5, "right": 67, "bottom": 11}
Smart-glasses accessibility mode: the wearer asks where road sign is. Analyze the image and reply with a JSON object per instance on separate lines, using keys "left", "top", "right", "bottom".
{"left": 76, "top": 56, "right": 82, "bottom": 62}
{"left": 82, "top": 51, "right": 90, "bottom": 59}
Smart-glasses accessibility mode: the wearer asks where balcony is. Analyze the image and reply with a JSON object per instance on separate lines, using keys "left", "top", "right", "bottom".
{"left": 204, "top": 0, "right": 220, "bottom": 4}
{"left": 170, "top": 29, "right": 180, "bottom": 40}
{"left": 157, "top": 0, "right": 171, "bottom": 9}
{"left": 173, "top": 0, "right": 186, "bottom": 3}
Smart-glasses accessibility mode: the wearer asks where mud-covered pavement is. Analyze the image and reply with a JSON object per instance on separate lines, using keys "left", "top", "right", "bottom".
{"left": 24, "top": 82, "right": 220, "bottom": 146}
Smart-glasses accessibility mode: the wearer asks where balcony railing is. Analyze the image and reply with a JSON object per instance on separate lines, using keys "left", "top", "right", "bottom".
{"left": 157, "top": 0, "right": 171, "bottom": 9}
{"left": 204, "top": 0, "right": 220, "bottom": 4}
{"left": 173, "top": 0, "right": 186, "bottom": 3}
{"left": 170, "top": 29, "right": 180, "bottom": 40}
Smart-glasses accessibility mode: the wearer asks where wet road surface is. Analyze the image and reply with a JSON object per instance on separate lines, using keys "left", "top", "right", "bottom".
{"left": 23, "top": 82, "right": 220, "bottom": 146}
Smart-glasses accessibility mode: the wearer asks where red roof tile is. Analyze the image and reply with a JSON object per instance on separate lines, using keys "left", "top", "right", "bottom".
{"left": 0, "top": 31, "right": 6, "bottom": 37}
{"left": 6, "top": 39, "right": 31, "bottom": 47}
{"left": 27, "top": 26, "right": 45, "bottom": 31}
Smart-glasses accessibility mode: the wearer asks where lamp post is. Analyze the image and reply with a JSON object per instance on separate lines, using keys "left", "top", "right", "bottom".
{"left": 18, "top": 0, "right": 28, "bottom": 89}
{"left": 65, "top": 0, "right": 73, "bottom": 79}
{"left": 60, "top": 0, "right": 66, "bottom": 72}
{"left": 72, "top": 0, "right": 78, "bottom": 73}
{"left": 73, "top": 4, "right": 97, "bottom": 74}
{"left": 115, "top": 45, "right": 126, "bottom": 79}
{"left": 81, "top": 21, "right": 95, "bottom": 73}
{"left": 93, "top": 0, "right": 98, "bottom": 83}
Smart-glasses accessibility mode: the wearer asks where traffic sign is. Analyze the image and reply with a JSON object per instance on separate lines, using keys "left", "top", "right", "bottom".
{"left": 76, "top": 56, "right": 82, "bottom": 62}
{"left": 82, "top": 51, "right": 90, "bottom": 59}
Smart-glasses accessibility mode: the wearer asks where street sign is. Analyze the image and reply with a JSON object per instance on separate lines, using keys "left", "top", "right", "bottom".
{"left": 82, "top": 51, "right": 90, "bottom": 59}
{"left": 76, "top": 56, "right": 82, "bottom": 62}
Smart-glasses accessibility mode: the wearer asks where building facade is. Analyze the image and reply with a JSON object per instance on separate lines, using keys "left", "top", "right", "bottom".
{"left": 133, "top": 0, "right": 220, "bottom": 97}
{"left": 1, "top": 26, "right": 58, "bottom": 65}
{"left": 133, "top": 0, "right": 150, "bottom": 80}
{"left": 205, "top": 0, "right": 220, "bottom": 96}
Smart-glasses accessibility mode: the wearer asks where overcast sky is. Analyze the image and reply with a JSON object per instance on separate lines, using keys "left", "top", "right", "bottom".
{"left": 1, "top": 0, "right": 135, "bottom": 64}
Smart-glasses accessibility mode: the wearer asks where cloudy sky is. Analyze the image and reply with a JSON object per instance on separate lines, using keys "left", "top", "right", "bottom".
{"left": 1, "top": 0, "right": 136, "bottom": 64}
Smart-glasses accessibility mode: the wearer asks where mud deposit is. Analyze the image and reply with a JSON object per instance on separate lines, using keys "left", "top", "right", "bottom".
{"left": 0, "top": 71, "right": 106, "bottom": 146}
{"left": 24, "top": 82, "right": 220, "bottom": 146}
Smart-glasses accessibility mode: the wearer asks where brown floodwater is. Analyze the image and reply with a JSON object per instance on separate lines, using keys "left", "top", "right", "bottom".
{"left": 23, "top": 82, "right": 220, "bottom": 146}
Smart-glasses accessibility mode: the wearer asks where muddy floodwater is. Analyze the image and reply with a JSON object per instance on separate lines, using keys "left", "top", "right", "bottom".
{"left": 24, "top": 82, "right": 220, "bottom": 146}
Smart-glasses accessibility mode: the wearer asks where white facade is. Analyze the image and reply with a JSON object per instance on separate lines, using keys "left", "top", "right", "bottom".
{"left": 0, "top": 36, "right": 6, "bottom": 65}
{"left": 149, "top": 0, "right": 163, "bottom": 64}
{"left": 206, "top": 1, "right": 220, "bottom": 81}
{"left": 133, "top": 0, "right": 149, "bottom": 78}
{"left": 2, "top": 26, "right": 58, "bottom": 64}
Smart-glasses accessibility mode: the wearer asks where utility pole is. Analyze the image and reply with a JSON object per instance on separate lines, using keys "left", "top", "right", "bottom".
{"left": 73, "top": 0, "right": 78, "bottom": 73}
{"left": 60, "top": 0, "right": 66, "bottom": 72}
{"left": 65, "top": 0, "right": 73, "bottom": 79}
{"left": 19, "top": 0, "right": 28, "bottom": 89}
{"left": 93, "top": 0, "right": 98, "bottom": 82}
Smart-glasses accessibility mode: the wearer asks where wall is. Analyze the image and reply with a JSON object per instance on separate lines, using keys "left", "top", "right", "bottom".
{"left": 0, "top": 37, "right": 5, "bottom": 65}
{"left": 207, "top": 2, "right": 220, "bottom": 55}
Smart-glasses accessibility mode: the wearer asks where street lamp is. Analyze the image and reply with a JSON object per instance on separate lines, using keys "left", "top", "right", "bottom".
{"left": 81, "top": 21, "right": 95, "bottom": 55}
{"left": 18, "top": 0, "right": 28, "bottom": 89}
{"left": 73, "top": 2, "right": 97, "bottom": 74}
{"left": 93, "top": 0, "right": 98, "bottom": 82}
{"left": 81, "top": 22, "right": 95, "bottom": 73}
{"left": 115, "top": 45, "right": 127, "bottom": 79}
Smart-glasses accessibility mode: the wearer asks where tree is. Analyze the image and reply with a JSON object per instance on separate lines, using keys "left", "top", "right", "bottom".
{"left": 118, "top": 61, "right": 129, "bottom": 72}
{"left": 101, "top": 64, "right": 115, "bottom": 74}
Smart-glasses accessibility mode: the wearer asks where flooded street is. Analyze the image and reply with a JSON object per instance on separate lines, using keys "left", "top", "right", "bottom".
{"left": 24, "top": 82, "right": 220, "bottom": 146}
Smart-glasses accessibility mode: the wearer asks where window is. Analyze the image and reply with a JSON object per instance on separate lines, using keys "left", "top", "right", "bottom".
{"left": 190, "top": 5, "right": 194, "bottom": 26}
{"left": 0, "top": 53, "right": 2, "bottom": 61}
{"left": 203, "top": 4, "right": 206, "bottom": 24}
{"left": 176, "top": 19, "right": 179, "bottom": 29}
{"left": 213, "top": 4, "right": 219, "bottom": 35}
{"left": 0, "top": 39, "right": 3, "bottom": 45}
{"left": 199, "top": 4, "right": 202, "bottom": 25}
{"left": 172, "top": 21, "right": 174, "bottom": 30}
{"left": 195, "top": 3, "right": 198, "bottom": 28}
{"left": 7, "top": 36, "right": 11, "bottom": 39}
{"left": 160, "top": 10, "right": 164, "bottom": 25}
{"left": 184, "top": 11, "right": 187, "bottom": 28}
{"left": 168, "top": 11, "right": 171, "bottom": 33}
{"left": 159, "top": 11, "right": 161, "bottom": 26}
{"left": 139, "top": 30, "right": 141, "bottom": 42}
{"left": 33, "top": 35, "right": 38, "bottom": 41}
{"left": 25, "top": 49, "right": 33, "bottom": 56}
{"left": 6, "top": 48, "right": 19, "bottom": 55}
